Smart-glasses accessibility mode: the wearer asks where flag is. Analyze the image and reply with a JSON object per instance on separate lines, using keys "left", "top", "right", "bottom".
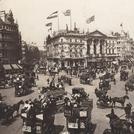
{"left": 86, "top": 15, "right": 95, "bottom": 24}
{"left": 47, "top": 11, "right": 58, "bottom": 19}
{"left": 120, "top": 23, "right": 123, "bottom": 27}
{"left": 45, "top": 22, "right": 52, "bottom": 27}
{"left": 48, "top": 27, "right": 52, "bottom": 32}
{"left": 63, "top": 9, "right": 71, "bottom": 16}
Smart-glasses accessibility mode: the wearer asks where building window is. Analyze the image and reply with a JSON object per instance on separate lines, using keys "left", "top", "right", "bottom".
{"left": 100, "top": 44, "right": 103, "bottom": 54}
{"left": 75, "top": 39, "right": 77, "bottom": 42}
{"left": 80, "top": 39, "right": 82, "bottom": 43}
{"left": 70, "top": 39, "right": 72, "bottom": 42}
{"left": 109, "top": 49, "right": 111, "bottom": 54}
{"left": 94, "top": 44, "right": 96, "bottom": 54}
{"left": 112, "top": 49, "right": 114, "bottom": 54}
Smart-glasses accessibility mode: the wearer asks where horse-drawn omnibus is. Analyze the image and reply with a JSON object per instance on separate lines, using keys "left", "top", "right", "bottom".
{"left": 39, "top": 86, "right": 67, "bottom": 113}
{"left": 64, "top": 87, "right": 94, "bottom": 134}
{"left": 21, "top": 109, "right": 55, "bottom": 134}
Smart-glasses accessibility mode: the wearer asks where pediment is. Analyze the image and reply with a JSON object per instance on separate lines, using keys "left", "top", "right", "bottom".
{"left": 88, "top": 30, "right": 107, "bottom": 37}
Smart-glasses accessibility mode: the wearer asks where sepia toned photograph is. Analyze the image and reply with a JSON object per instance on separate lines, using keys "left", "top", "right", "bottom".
{"left": 0, "top": 0, "right": 134, "bottom": 134}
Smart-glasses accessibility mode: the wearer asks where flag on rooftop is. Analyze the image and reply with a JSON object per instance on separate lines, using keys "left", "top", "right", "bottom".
{"left": 63, "top": 9, "right": 71, "bottom": 16}
{"left": 120, "top": 23, "right": 123, "bottom": 27}
{"left": 86, "top": 15, "right": 95, "bottom": 24}
{"left": 47, "top": 11, "right": 58, "bottom": 19}
{"left": 48, "top": 27, "right": 52, "bottom": 32}
{"left": 45, "top": 22, "right": 52, "bottom": 27}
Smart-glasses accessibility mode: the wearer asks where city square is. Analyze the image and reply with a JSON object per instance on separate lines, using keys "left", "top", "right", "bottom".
{"left": 1, "top": 0, "right": 134, "bottom": 134}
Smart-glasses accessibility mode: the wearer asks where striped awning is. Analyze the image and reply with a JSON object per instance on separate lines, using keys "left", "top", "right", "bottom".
{"left": 17, "top": 64, "right": 22, "bottom": 69}
{"left": 3, "top": 64, "right": 12, "bottom": 70}
{"left": 11, "top": 64, "right": 19, "bottom": 70}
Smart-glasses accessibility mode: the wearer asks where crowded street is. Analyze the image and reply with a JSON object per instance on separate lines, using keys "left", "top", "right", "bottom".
{"left": 0, "top": 66, "right": 134, "bottom": 134}
{"left": 1, "top": 0, "right": 134, "bottom": 134}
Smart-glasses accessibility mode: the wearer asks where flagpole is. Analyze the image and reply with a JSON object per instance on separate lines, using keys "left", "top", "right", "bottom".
{"left": 70, "top": 11, "right": 72, "bottom": 31}
{"left": 51, "top": 25, "right": 53, "bottom": 35}
{"left": 58, "top": 15, "right": 60, "bottom": 31}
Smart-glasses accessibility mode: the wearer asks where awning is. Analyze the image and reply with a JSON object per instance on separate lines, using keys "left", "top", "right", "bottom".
{"left": 11, "top": 64, "right": 19, "bottom": 70}
{"left": 3, "top": 64, "right": 12, "bottom": 70}
{"left": 17, "top": 64, "right": 22, "bottom": 69}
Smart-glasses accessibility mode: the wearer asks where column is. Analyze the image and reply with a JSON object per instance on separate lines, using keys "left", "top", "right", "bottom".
{"left": 100, "top": 39, "right": 104, "bottom": 54}
{"left": 90, "top": 39, "right": 94, "bottom": 54}
{"left": 87, "top": 39, "right": 92, "bottom": 55}
{"left": 96, "top": 39, "right": 100, "bottom": 54}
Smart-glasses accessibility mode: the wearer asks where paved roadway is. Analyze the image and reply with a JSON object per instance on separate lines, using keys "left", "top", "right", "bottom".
{"left": 0, "top": 69, "right": 134, "bottom": 134}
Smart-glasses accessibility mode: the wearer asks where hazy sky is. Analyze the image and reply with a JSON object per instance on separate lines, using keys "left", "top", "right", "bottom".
{"left": 1, "top": 0, "right": 134, "bottom": 49}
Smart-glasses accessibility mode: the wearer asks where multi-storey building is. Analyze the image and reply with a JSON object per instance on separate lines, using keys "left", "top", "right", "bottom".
{"left": 0, "top": 10, "right": 22, "bottom": 65}
{"left": 86, "top": 30, "right": 118, "bottom": 67}
{"left": 116, "top": 32, "right": 134, "bottom": 61}
{"left": 46, "top": 29, "right": 87, "bottom": 68}
{"left": 46, "top": 28, "right": 134, "bottom": 69}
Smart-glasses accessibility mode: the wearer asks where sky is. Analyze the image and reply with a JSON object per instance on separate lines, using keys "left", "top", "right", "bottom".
{"left": 0, "top": 0, "right": 134, "bottom": 49}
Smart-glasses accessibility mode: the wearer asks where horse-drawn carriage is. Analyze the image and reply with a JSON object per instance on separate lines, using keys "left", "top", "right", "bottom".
{"left": 14, "top": 79, "right": 32, "bottom": 97}
{"left": 79, "top": 72, "right": 93, "bottom": 85}
{"left": 125, "top": 75, "right": 134, "bottom": 91}
{"left": 95, "top": 88, "right": 112, "bottom": 108}
{"left": 39, "top": 86, "right": 67, "bottom": 113}
{"left": 120, "top": 65, "right": 129, "bottom": 81}
{"left": 103, "top": 109, "right": 134, "bottom": 134}
{"left": 96, "top": 97, "right": 112, "bottom": 108}
{"left": 60, "top": 75, "right": 72, "bottom": 86}
{"left": 120, "top": 70, "right": 129, "bottom": 81}
{"left": 64, "top": 87, "right": 94, "bottom": 134}
{"left": 0, "top": 100, "right": 24, "bottom": 122}
{"left": 21, "top": 104, "right": 55, "bottom": 134}
{"left": 99, "top": 80, "right": 111, "bottom": 91}
{"left": 95, "top": 86, "right": 129, "bottom": 108}
{"left": 99, "top": 72, "right": 116, "bottom": 84}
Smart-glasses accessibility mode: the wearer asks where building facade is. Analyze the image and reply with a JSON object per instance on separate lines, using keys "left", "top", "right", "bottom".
{"left": 86, "top": 30, "right": 118, "bottom": 68}
{"left": 46, "top": 30, "right": 87, "bottom": 68}
{"left": 46, "top": 29, "right": 134, "bottom": 69}
{"left": 0, "top": 10, "right": 22, "bottom": 65}
{"left": 116, "top": 33, "right": 134, "bottom": 61}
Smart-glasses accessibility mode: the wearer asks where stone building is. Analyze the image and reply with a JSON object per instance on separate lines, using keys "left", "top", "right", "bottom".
{"left": 86, "top": 30, "right": 118, "bottom": 68}
{"left": 115, "top": 32, "right": 134, "bottom": 62}
{"left": 46, "top": 29, "right": 87, "bottom": 69}
{"left": 0, "top": 10, "right": 22, "bottom": 65}
{"left": 46, "top": 28, "right": 134, "bottom": 69}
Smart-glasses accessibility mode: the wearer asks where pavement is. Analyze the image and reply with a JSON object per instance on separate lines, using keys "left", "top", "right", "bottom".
{"left": 0, "top": 69, "right": 134, "bottom": 134}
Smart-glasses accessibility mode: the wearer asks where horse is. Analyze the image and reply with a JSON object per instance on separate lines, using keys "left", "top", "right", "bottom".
{"left": 12, "top": 100, "right": 24, "bottom": 115}
{"left": 106, "top": 112, "right": 131, "bottom": 134}
{"left": 111, "top": 95, "right": 129, "bottom": 107}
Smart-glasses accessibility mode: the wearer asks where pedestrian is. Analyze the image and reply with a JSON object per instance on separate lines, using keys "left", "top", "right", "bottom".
{"left": 47, "top": 78, "right": 50, "bottom": 85}
{"left": 124, "top": 103, "right": 132, "bottom": 119}
{"left": 125, "top": 87, "right": 129, "bottom": 95}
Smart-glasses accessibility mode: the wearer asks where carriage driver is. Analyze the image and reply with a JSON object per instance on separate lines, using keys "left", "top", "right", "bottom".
{"left": 21, "top": 100, "right": 31, "bottom": 113}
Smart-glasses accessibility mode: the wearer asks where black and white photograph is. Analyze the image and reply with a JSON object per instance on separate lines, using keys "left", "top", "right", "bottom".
{"left": 0, "top": 0, "right": 134, "bottom": 134}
